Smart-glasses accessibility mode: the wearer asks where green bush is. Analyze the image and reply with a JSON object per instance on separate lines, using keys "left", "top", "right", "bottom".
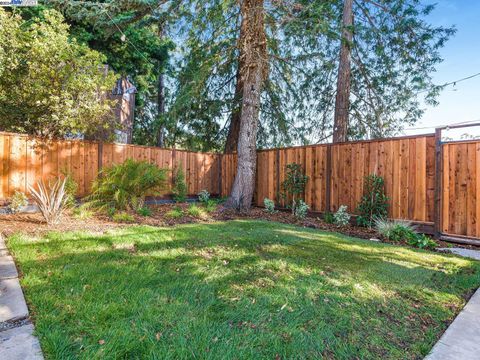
{"left": 197, "top": 190, "right": 210, "bottom": 204}
{"left": 137, "top": 206, "right": 152, "bottom": 217}
{"left": 333, "top": 205, "right": 351, "bottom": 227}
{"left": 63, "top": 173, "right": 78, "bottom": 208}
{"left": 356, "top": 174, "right": 389, "bottom": 227}
{"left": 204, "top": 200, "right": 218, "bottom": 213}
{"left": 187, "top": 204, "right": 207, "bottom": 218}
{"left": 112, "top": 212, "right": 135, "bottom": 223}
{"left": 263, "top": 198, "right": 277, "bottom": 214}
{"left": 165, "top": 207, "right": 183, "bottom": 219}
{"left": 280, "top": 163, "right": 309, "bottom": 214}
{"left": 172, "top": 165, "right": 187, "bottom": 203}
{"left": 72, "top": 204, "right": 94, "bottom": 220}
{"left": 294, "top": 200, "right": 309, "bottom": 220}
{"left": 323, "top": 212, "right": 335, "bottom": 224}
{"left": 89, "top": 159, "right": 167, "bottom": 211}
{"left": 375, "top": 219, "right": 417, "bottom": 242}
{"left": 9, "top": 190, "right": 28, "bottom": 213}
{"left": 407, "top": 234, "right": 438, "bottom": 249}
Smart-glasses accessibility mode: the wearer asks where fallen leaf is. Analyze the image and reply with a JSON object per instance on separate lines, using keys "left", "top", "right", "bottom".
{"left": 98, "top": 339, "right": 105, "bottom": 345}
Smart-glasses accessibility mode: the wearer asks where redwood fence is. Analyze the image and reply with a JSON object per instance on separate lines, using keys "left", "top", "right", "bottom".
{"left": 1, "top": 131, "right": 479, "bottom": 240}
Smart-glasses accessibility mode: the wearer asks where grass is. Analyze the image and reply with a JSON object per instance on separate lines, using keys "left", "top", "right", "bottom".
{"left": 8, "top": 220, "right": 480, "bottom": 359}
{"left": 187, "top": 204, "right": 207, "bottom": 218}
{"left": 164, "top": 206, "right": 183, "bottom": 219}
{"left": 111, "top": 212, "right": 135, "bottom": 223}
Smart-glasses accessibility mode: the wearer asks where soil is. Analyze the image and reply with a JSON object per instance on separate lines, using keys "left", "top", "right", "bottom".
{"left": 0, "top": 203, "right": 478, "bottom": 252}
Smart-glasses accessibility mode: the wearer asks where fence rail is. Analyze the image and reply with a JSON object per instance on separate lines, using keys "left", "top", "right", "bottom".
{"left": 1, "top": 131, "right": 479, "bottom": 239}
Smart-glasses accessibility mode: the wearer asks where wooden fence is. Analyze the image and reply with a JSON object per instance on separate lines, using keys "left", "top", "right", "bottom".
{"left": 0, "top": 132, "right": 221, "bottom": 202}
{"left": 1, "top": 131, "right": 480, "bottom": 239}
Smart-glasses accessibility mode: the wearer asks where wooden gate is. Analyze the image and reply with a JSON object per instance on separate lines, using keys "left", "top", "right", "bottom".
{"left": 437, "top": 124, "right": 480, "bottom": 242}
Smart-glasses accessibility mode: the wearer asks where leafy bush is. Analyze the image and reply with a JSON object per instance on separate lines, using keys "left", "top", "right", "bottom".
{"left": 89, "top": 159, "right": 167, "bottom": 211}
{"left": 263, "top": 198, "right": 277, "bottom": 214}
{"left": 204, "top": 200, "right": 218, "bottom": 213}
{"left": 172, "top": 165, "right": 187, "bottom": 203}
{"left": 28, "top": 178, "right": 67, "bottom": 224}
{"left": 356, "top": 174, "right": 389, "bottom": 227}
{"left": 137, "top": 206, "right": 152, "bottom": 217}
{"left": 294, "top": 200, "right": 309, "bottom": 220}
{"left": 9, "top": 191, "right": 28, "bottom": 213}
{"left": 407, "top": 234, "right": 438, "bottom": 249}
{"left": 165, "top": 207, "right": 183, "bottom": 219}
{"left": 62, "top": 173, "right": 78, "bottom": 208}
{"left": 323, "top": 212, "right": 334, "bottom": 224}
{"left": 281, "top": 163, "right": 309, "bottom": 214}
{"left": 187, "top": 204, "right": 207, "bottom": 218}
{"left": 112, "top": 212, "right": 135, "bottom": 223}
{"left": 197, "top": 190, "right": 210, "bottom": 204}
{"left": 375, "top": 219, "right": 417, "bottom": 242}
{"left": 72, "top": 204, "right": 94, "bottom": 220}
{"left": 333, "top": 205, "right": 351, "bottom": 227}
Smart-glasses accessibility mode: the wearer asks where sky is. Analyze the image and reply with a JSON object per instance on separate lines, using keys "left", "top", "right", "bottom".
{"left": 402, "top": 1, "right": 480, "bottom": 139}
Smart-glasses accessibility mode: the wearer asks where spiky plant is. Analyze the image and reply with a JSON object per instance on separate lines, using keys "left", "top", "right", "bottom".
{"left": 28, "top": 178, "right": 67, "bottom": 224}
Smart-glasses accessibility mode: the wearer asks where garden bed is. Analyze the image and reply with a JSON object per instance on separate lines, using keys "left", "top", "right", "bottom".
{"left": 6, "top": 220, "right": 480, "bottom": 359}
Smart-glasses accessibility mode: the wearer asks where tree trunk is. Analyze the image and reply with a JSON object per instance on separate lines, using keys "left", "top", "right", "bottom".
{"left": 333, "top": 0, "right": 353, "bottom": 143}
{"left": 224, "top": 67, "right": 243, "bottom": 153}
{"left": 225, "top": 0, "right": 268, "bottom": 211}
{"left": 156, "top": 22, "right": 166, "bottom": 147}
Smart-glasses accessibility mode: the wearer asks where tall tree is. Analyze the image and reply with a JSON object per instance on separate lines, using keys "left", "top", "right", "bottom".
{"left": 332, "top": 0, "right": 353, "bottom": 143}
{"left": 225, "top": 0, "right": 268, "bottom": 210}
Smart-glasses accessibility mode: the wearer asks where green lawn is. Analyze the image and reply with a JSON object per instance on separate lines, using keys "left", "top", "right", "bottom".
{"left": 8, "top": 220, "right": 480, "bottom": 359}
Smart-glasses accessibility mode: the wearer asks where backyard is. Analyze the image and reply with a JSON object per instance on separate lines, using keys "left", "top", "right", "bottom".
{"left": 8, "top": 220, "right": 480, "bottom": 359}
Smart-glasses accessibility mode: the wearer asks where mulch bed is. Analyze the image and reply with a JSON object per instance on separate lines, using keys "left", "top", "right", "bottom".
{"left": 0, "top": 203, "right": 477, "bottom": 251}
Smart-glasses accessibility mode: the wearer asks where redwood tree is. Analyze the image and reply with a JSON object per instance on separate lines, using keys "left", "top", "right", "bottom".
{"left": 225, "top": 0, "right": 268, "bottom": 210}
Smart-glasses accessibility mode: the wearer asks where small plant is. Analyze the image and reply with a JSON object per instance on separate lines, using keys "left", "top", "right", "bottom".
{"left": 375, "top": 219, "right": 417, "bottom": 242}
{"left": 187, "top": 204, "right": 207, "bottom": 218}
{"left": 407, "top": 233, "right": 438, "bottom": 250}
{"left": 9, "top": 190, "right": 28, "bottom": 213}
{"left": 323, "top": 211, "right": 334, "bottom": 224}
{"left": 263, "top": 198, "right": 277, "bottom": 214}
{"left": 356, "top": 174, "right": 389, "bottom": 227}
{"left": 172, "top": 164, "right": 187, "bottom": 203}
{"left": 112, "top": 212, "right": 135, "bottom": 223}
{"left": 197, "top": 190, "right": 210, "bottom": 204}
{"left": 61, "top": 172, "right": 78, "bottom": 208}
{"left": 333, "top": 205, "right": 351, "bottom": 227}
{"left": 137, "top": 206, "right": 152, "bottom": 217}
{"left": 89, "top": 159, "right": 167, "bottom": 211}
{"left": 28, "top": 178, "right": 67, "bottom": 224}
{"left": 165, "top": 206, "right": 183, "bottom": 219}
{"left": 204, "top": 199, "right": 217, "bottom": 213}
{"left": 280, "top": 163, "right": 309, "bottom": 214}
{"left": 72, "top": 204, "right": 94, "bottom": 220}
{"left": 294, "top": 200, "right": 309, "bottom": 220}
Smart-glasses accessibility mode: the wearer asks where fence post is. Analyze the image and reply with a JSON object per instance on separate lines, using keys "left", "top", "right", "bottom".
{"left": 275, "top": 148, "right": 280, "bottom": 204}
{"left": 325, "top": 144, "right": 332, "bottom": 213}
{"left": 434, "top": 128, "right": 442, "bottom": 239}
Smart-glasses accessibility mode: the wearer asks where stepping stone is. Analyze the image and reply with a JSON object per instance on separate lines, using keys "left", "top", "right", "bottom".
{"left": 0, "top": 256, "right": 18, "bottom": 279}
{"left": 0, "top": 323, "right": 43, "bottom": 360}
{"left": 0, "top": 278, "right": 29, "bottom": 322}
{"left": 438, "top": 248, "right": 480, "bottom": 261}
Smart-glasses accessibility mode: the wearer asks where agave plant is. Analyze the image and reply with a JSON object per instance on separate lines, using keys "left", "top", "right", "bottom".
{"left": 28, "top": 178, "right": 67, "bottom": 224}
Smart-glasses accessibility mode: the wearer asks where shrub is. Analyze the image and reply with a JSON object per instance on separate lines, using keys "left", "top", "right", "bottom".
{"left": 197, "top": 190, "right": 210, "bottom": 204}
{"left": 407, "top": 234, "right": 438, "bottom": 249}
{"left": 323, "top": 212, "right": 334, "bottom": 224}
{"left": 204, "top": 200, "right": 217, "bottom": 213}
{"left": 333, "top": 205, "right": 351, "bottom": 227}
{"left": 187, "top": 204, "right": 207, "bottom": 218}
{"left": 165, "top": 207, "right": 183, "bottom": 219}
{"left": 137, "top": 206, "right": 152, "bottom": 217}
{"left": 28, "top": 178, "right": 67, "bottom": 224}
{"left": 62, "top": 173, "right": 78, "bottom": 209}
{"left": 89, "top": 159, "right": 167, "bottom": 211}
{"left": 356, "top": 174, "right": 389, "bottom": 227}
{"left": 72, "top": 204, "right": 94, "bottom": 220}
{"left": 263, "top": 198, "right": 277, "bottom": 214}
{"left": 375, "top": 219, "right": 417, "bottom": 242}
{"left": 280, "top": 163, "right": 309, "bottom": 214}
{"left": 112, "top": 212, "right": 135, "bottom": 223}
{"left": 172, "top": 165, "right": 187, "bottom": 203}
{"left": 9, "top": 191, "right": 28, "bottom": 213}
{"left": 294, "top": 200, "right": 309, "bottom": 220}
